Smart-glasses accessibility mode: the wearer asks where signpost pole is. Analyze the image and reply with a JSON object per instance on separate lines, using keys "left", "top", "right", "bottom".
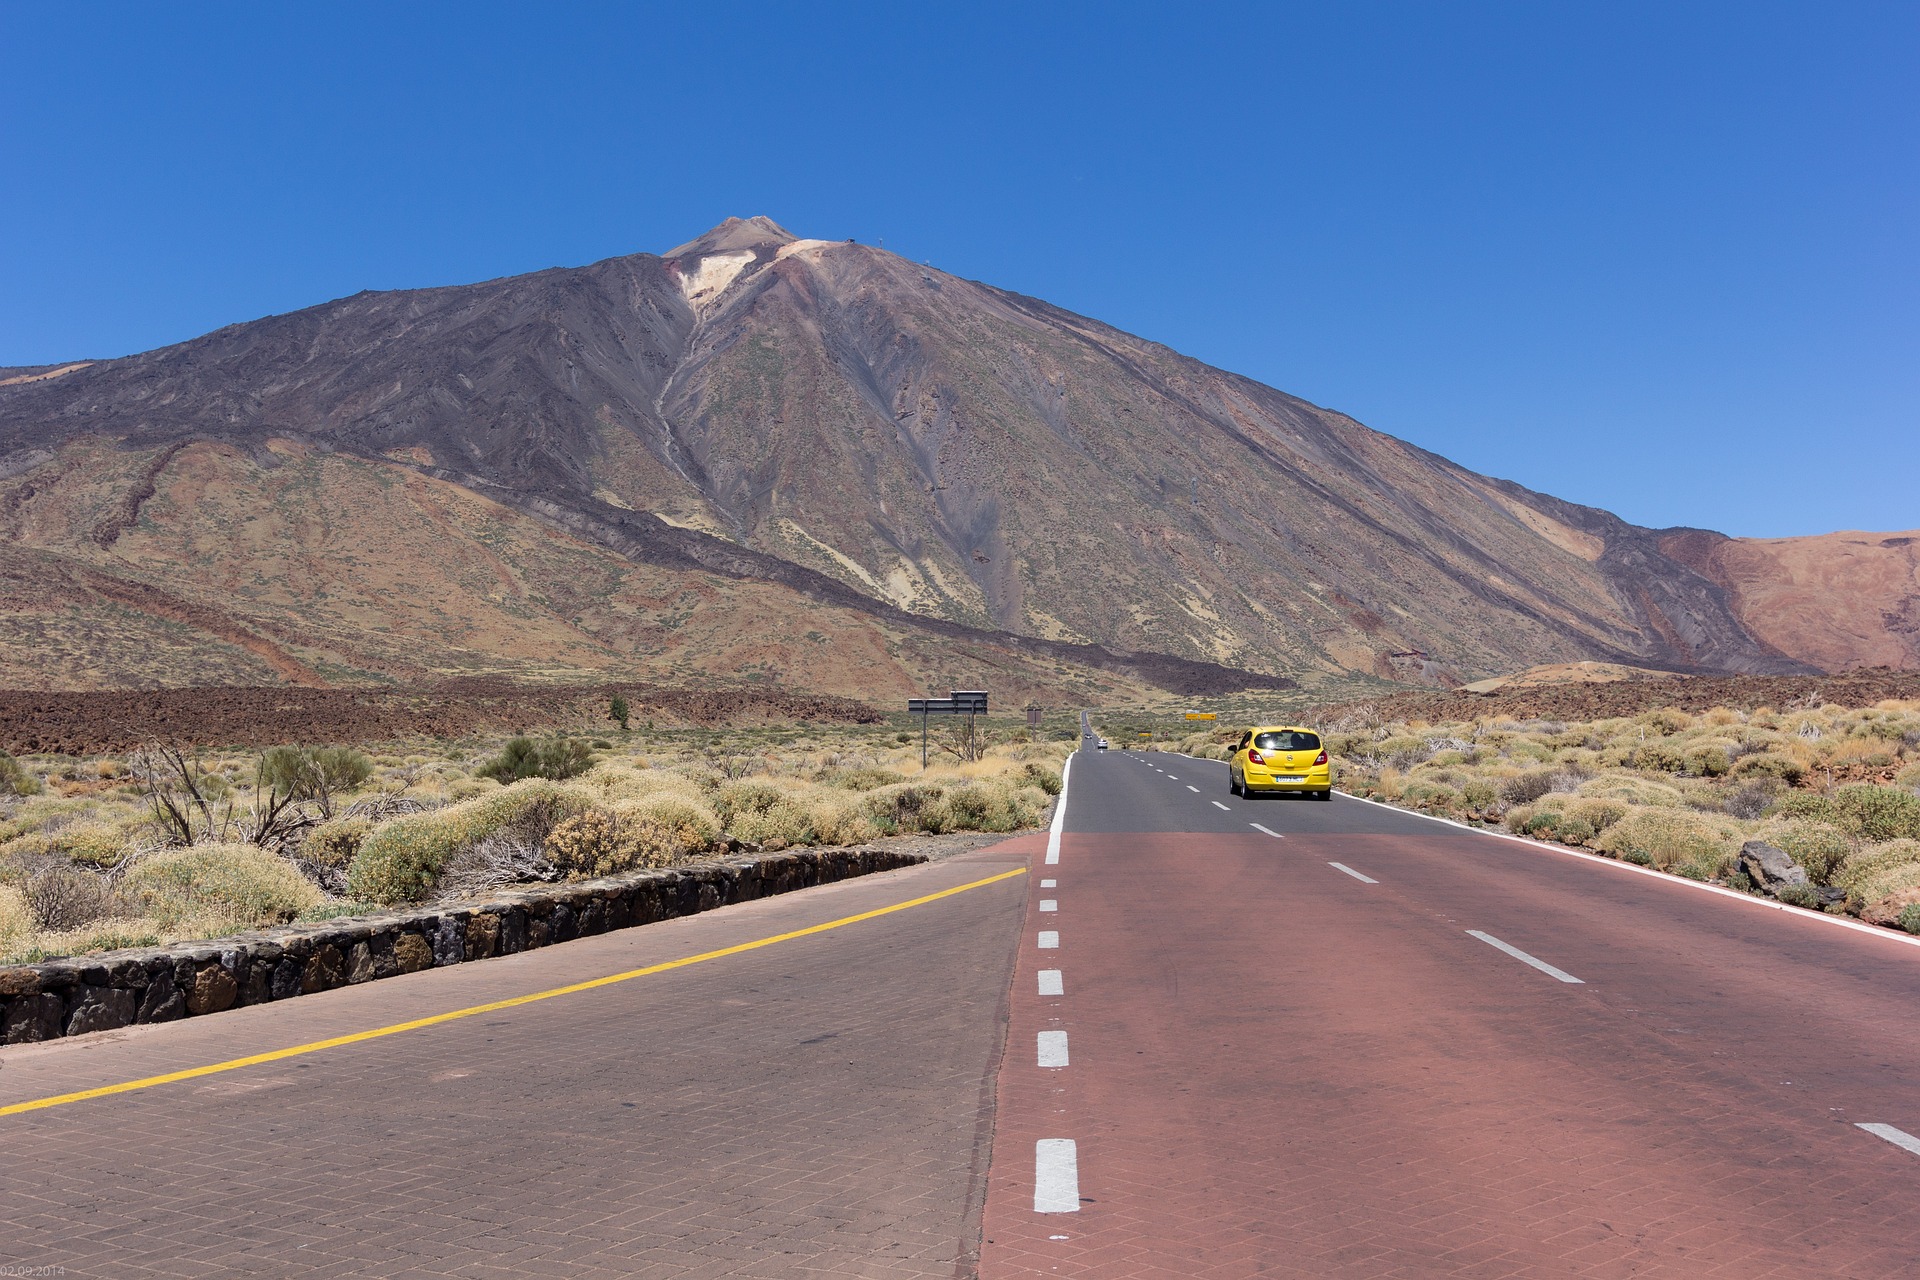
{"left": 922, "top": 709, "right": 928, "bottom": 770}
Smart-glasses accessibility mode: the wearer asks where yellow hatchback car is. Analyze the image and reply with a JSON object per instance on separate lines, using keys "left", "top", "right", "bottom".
{"left": 1229, "top": 725, "right": 1332, "bottom": 800}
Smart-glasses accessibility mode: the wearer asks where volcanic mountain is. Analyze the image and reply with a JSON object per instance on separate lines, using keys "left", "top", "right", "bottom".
{"left": 0, "top": 216, "right": 1906, "bottom": 696}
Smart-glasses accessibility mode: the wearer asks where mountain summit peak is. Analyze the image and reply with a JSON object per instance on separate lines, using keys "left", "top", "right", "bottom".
{"left": 665, "top": 215, "right": 798, "bottom": 260}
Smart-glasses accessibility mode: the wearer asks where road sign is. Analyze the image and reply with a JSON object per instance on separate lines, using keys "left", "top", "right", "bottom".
{"left": 1184, "top": 711, "right": 1217, "bottom": 720}
{"left": 1026, "top": 704, "right": 1043, "bottom": 729}
{"left": 908, "top": 690, "right": 990, "bottom": 766}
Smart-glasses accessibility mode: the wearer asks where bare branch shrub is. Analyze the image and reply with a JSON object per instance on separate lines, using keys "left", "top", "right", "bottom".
{"left": 25, "top": 866, "right": 117, "bottom": 931}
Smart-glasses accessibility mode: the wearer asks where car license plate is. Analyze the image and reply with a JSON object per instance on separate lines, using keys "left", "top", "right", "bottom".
{"left": 1275, "top": 774, "right": 1305, "bottom": 782}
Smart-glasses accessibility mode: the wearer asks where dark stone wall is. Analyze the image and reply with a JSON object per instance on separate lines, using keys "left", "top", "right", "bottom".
{"left": 0, "top": 848, "right": 925, "bottom": 1044}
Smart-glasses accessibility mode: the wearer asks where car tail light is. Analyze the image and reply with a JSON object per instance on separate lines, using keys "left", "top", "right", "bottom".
{"left": 1314, "top": 750, "right": 1328, "bottom": 765}
{"left": 1247, "top": 749, "right": 1265, "bottom": 765}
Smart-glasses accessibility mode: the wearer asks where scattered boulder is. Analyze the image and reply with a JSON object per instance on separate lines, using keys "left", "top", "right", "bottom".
{"left": 1739, "top": 840, "right": 1808, "bottom": 893}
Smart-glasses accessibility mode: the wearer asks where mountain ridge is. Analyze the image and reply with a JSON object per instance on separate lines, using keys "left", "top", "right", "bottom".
{"left": 0, "top": 216, "right": 1903, "bottom": 695}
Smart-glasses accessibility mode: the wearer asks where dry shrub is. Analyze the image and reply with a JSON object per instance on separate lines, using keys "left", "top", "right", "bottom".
{"left": 1835, "top": 840, "right": 1920, "bottom": 908}
{"left": 1577, "top": 775, "right": 1684, "bottom": 808}
{"left": 1594, "top": 808, "right": 1744, "bottom": 880}
{"left": 862, "top": 783, "right": 946, "bottom": 833}
{"left": 24, "top": 865, "right": 118, "bottom": 930}
{"left": 728, "top": 796, "right": 815, "bottom": 850}
{"left": 301, "top": 817, "right": 372, "bottom": 870}
{"left": 1497, "top": 771, "right": 1556, "bottom": 805}
{"left": 347, "top": 779, "right": 592, "bottom": 905}
{"left": 1567, "top": 797, "right": 1628, "bottom": 833}
{"left": 0, "top": 884, "right": 29, "bottom": 948}
{"left": 120, "top": 843, "right": 321, "bottom": 933}
{"left": 1732, "top": 753, "right": 1805, "bottom": 785}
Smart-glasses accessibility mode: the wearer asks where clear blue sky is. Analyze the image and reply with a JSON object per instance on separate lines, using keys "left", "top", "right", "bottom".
{"left": 2, "top": 1, "right": 1913, "bottom": 538}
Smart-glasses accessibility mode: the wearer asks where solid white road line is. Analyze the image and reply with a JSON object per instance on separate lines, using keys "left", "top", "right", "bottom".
{"left": 1039, "top": 969, "right": 1064, "bottom": 996}
{"left": 1249, "top": 823, "right": 1283, "bottom": 838}
{"left": 1037, "top": 1030, "right": 1070, "bottom": 1067}
{"left": 1211, "top": 800, "right": 1230, "bottom": 810}
{"left": 1046, "top": 753, "right": 1073, "bottom": 865}
{"left": 1329, "top": 862, "right": 1378, "bottom": 884}
{"left": 1038, "top": 931, "right": 1060, "bottom": 949}
{"left": 1467, "top": 930, "right": 1584, "bottom": 983}
{"left": 1035, "top": 1139, "right": 1080, "bottom": 1213}
{"left": 1040, "top": 899, "right": 1058, "bottom": 912}
{"left": 1859, "top": 1123, "right": 1920, "bottom": 1157}
{"left": 1040, "top": 879, "right": 1057, "bottom": 888}
{"left": 1186, "top": 785, "right": 1199, "bottom": 793}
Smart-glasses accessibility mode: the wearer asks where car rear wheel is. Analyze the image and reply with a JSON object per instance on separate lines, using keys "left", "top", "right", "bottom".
{"left": 1229, "top": 772, "right": 1243, "bottom": 797}
{"left": 1317, "top": 789, "right": 1332, "bottom": 801}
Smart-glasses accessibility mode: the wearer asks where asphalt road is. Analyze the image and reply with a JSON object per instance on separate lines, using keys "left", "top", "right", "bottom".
{"left": 981, "top": 746, "right": 1920, "bottom": 1277}
{"left": 6, "top": 747, "right": 1920, "bottom": 1278}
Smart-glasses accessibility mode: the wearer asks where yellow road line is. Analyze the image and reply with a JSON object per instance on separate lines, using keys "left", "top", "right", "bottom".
{"left": 1, "top": 865, "right": 1028, "bottom": 1119}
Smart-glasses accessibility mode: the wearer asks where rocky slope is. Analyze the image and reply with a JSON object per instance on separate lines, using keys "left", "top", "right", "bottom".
{"left": 0, "top": 215, "right": 1880, "bottom": 696}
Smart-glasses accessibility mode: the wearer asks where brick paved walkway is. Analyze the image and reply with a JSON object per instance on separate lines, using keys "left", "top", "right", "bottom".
{"left": 0, "top": 838, "right": 1040, "bottom": 1279}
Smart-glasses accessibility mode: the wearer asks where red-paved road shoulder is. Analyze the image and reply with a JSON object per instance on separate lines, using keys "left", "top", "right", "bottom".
{"left": 980, "top": 827, "right": 1920, "bottom": 1278}
{"left": 0, "top": 836, "right": 1044, "bottom": 1279}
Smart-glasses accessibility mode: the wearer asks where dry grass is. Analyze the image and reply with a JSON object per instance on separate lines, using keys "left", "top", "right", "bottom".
{"left": 0, "top": 720, "right": 1070, "bottom": 959}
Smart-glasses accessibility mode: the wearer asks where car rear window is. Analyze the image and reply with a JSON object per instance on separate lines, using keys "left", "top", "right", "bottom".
{"left": 1254, "top": 731, "right": 1320, "bottom": 752}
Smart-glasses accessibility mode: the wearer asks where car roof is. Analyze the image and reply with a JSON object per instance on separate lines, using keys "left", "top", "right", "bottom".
{"left": 1243, "top": 724, "right": 1319, "bottom": 734}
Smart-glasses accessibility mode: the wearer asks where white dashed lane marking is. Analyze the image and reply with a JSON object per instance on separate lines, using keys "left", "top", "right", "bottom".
{"left": 1329, "top": 862, "right": 1377, "bottom": 884}
{"left": 1038, "top": 931, "right": 1060, "bottom": 949}
{"left": 1249, "top": 823, "right": 1283, "bottom": 838}
{"left": 1860, "top": 1123, "right": 1920, "bottom": 1157}
{"left": 1035, "top": 1139, "right": 1080, "bottom": 1213}
{"left": 1040, "top": 879, "right": 1057, "bottom": 888}
{"left": 1186, "top": 785, "right": 1199, "bottom": 793}
{"left": 1039, "top": 969, "right": 1064, "bottom": 996}
{"left": 1467, "top": 930, "right": 1584, "bottom": 984}
{"left": 1037, "top": 1030, "right": 1069, "bottom": 1068}
{"left": 1039, "top": 899, "right": 1058, "bottom": 913}
{"left": 1211, "top": 800, "right": 1230, "bottom": 810}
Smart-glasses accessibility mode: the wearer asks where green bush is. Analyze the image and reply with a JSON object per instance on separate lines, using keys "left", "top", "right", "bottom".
{"left": 1593, "top": 808, "right": 1743, "bottom": 880}
{"left": 1681, "top": 744, "right": 1733, "bottom": 778}
{"left": 1462, "top": 780, "right": 1497, "bottom": 811}
{"left": 1775, "top": 883, "right": 1822, "bottom": 908}
{"left": 477, "top": 737, "right": 594, "bottom": 784}
{"left": 1834, "top": 839, "right": 1920, "bottom": 905}
{"left": 260, "top": 745, "right": 373, "bottom": 800}
{"left": 861, "top": 783, "right": 946, "bottom": 833}
{"left": 0, "top": 751, "right": 41, "bottom": 797}
{"left": 346, "top": 780, "right": 589, "bottom": 904}
{"left": 1629, "top": 741, "right": 1689, "bottom": 773}
{"left": 823, "top": 767, "right": 909, "bottom": 792}
{"left": 1021, "top": 762, "right": 1064, "bottom": 796}
{"left": 1830, "top": 785, "right": 1920, "bottom": 842}
{"left": 1901, "top": 903, "right": 1920, "bottom": 935}
{"left": 121, "top": 843, "right": 321, "bottom": 932}
{"left": 1731, "top": 753, "right": 1804, "bottom": 785}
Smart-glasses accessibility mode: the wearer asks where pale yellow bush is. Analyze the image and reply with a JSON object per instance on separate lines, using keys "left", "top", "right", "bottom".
{"left": 0, "top": 884, "right": 29, "bottom": 951}
{"left": 302, "top": 817, "right": 372, "bottom": 870}
{"left": 1594, "top": 808, "right": 1745, "bottom": 879}
{"left": 1834, "top": 840, "right": 1920, "bottom": 905}
{"left": 1577, "top": 775, "right": 1684, "bottom": 807}
{"left": 121, "top": 843, "right": 322, "bottom": 933}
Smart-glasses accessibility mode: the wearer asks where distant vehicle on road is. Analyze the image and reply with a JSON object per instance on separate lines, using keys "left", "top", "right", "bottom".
{"left": 1096, "top": 738, "right": 1109, "bottom": 750}
{"left": 1229, "top": 725, "right": 1331, "bottom": 800}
